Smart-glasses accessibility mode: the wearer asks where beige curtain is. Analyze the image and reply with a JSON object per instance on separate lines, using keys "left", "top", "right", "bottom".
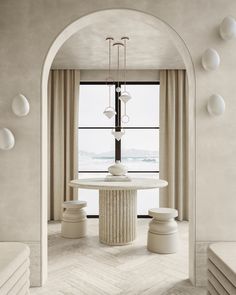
{"left": 159, "top": 70, "right": 189, "bottom": 221}
{"left": 48, "top": 69, "right": 80, "bottom": 221}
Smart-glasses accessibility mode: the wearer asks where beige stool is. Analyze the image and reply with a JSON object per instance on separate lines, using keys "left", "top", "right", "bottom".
{"left": 61, "top": 200, "right": 87, "bottom": 238}
{"left": 147, "top": 208, "right": 178, "bottom": 254}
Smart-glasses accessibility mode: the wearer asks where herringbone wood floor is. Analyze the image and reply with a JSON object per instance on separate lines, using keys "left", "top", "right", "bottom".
{"left": 31, "top": 219, "right": 206, "bottom": 295}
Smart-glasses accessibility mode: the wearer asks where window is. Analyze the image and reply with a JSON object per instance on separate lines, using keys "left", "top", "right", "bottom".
{"left": 79, "top": 82, "right": 160, "bottom": 215}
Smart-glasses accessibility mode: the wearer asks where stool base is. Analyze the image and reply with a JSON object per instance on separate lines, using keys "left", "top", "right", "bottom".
{"left": 147, "top": 231, "right": 179, "bottom": 254}
{"left": 61, "top": 203, "right": 87, "bottom": 239}
{"left": 61, "top": 220, "right": 87, "bottom": 239}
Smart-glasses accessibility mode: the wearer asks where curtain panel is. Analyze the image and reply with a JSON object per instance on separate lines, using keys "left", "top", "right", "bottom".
{"left": 159, "top": 70, "right": 189, "bottom": 221}
{"left": 48, "top": 69, "right": 80, "bottom": 220}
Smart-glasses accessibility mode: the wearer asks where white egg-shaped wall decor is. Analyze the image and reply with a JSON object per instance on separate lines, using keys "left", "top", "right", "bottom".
{"left": 0, "top": 128, "right": 15, "bottom": 150}
{"left": 201, "top": 48, "right": 220, "bottom": 71}
{"left": 207, "top": 94, "right": 225, "bottom": 116}
{"left": 220, "top": 16, "right": 236, "bottom": 40}
{"left": 12, "top": 94, "right": 30, "bottom": 117}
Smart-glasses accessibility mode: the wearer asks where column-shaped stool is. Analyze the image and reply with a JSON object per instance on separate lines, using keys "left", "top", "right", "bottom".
{"left": 61, "top": 200, "right": 87, "bottom": 238}
{"left": 147, "top": 208, "right": 178, "bottom": 254}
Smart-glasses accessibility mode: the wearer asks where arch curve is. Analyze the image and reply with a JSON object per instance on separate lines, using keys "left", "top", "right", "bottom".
{"left": 41, "top": 8, "right": 196, "bottom": 285}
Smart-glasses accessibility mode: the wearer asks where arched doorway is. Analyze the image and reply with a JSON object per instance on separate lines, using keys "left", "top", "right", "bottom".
{"left": 41, "top": 8, "right": 196, "bottom": 285}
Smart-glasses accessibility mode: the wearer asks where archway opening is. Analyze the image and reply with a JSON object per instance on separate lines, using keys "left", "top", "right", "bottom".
{"left": 41, "top": 8, "right": 196, "bottom": 286}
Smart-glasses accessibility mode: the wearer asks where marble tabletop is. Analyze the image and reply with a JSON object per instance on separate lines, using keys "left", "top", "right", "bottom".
{"left": 69, "top": 177, "right": 168, "bottom": 190}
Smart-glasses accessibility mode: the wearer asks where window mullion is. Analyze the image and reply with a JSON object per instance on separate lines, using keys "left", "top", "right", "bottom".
{"left": 115, "top": 82, "right": 121, "bottom": 161}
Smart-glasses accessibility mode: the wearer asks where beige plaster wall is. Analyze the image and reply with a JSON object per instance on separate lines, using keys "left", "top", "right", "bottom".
{"left": 0, "top": 0, "right": 236, "bottom": 287}
{"left": 80, "top": 70, "right": 160, "bottom": 81}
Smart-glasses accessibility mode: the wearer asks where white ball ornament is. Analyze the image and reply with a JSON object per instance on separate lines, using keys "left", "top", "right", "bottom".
{"left": 202, "top": 48, "right": 220, "bottom": 71}
{"left": 207, "top": 94, "right": 225, "bottom": 116}
{"left": 220, "top": 16, "right": 236, "bottom": 40}
{"left": 0, "top": 128, "right": 15, "bottom": 150}
{"left": 12, "top": 94, "right": 30, "bottom": 117}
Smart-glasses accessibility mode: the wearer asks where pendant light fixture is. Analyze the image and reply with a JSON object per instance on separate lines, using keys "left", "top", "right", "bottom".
{"left": 103, "top": 37, "right": 116, "bottom": 119}
{"left": 119, "top": 37, "right": 132, "bottom": 124}
{"left": 112, "top": 41, "right": 125, "bottom": 141}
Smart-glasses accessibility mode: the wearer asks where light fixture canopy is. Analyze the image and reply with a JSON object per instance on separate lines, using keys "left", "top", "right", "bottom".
{"left": 207, "top": 94, "right": 225, "bottom": 116}
{"left": 0, "top": 128, "right": 15, "bottom": 150}
{"left": 219, "top": 16, "right": 236, "bottom": 40}
{"left": 12, "top": 94, "right": 30, "bottom": 117}
{"left": 202, "top": 48, "right": 220, "bottom": 71}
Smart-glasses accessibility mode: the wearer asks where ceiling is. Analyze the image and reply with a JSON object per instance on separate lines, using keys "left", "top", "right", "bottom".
{"left": 52, "top": 18, "right": 185, "bottom": 70}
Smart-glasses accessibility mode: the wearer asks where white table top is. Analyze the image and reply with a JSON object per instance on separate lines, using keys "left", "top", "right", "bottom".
{"left": 69, "top": 178, "right": 168, "bottom": 191}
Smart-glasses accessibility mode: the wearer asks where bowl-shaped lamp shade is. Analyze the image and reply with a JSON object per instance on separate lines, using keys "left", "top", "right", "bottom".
{"left": 12, "top": 94, "right": 30, "bottom": 117}
{"left": 207, "top": 94, "right": 225, "bottom": 116}
{"left": 202, "top": 48, "right": 220, "bottom": 71}
{"left": 0, "top": 128, "right": 15, "bottom": 150}
{"left": 220, "top": 16, "right": 236, "bottom": 40}
{"left": 111, "top": 129, "right": 125, "bottom": 141}
{"left": 119, "top": 92, "right": 132, "bottom": 103}
{"left": 103, "top": 107, "right": 116, "bottom": 119}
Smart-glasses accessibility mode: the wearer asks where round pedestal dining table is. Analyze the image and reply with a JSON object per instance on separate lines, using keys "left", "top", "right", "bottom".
{"left": 69, "top": 177, "right": 168, "bottom": 246}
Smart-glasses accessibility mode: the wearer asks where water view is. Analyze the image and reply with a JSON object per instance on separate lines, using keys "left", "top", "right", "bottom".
{"left": 79, "top": 148, "right": 159, "bottom": 171}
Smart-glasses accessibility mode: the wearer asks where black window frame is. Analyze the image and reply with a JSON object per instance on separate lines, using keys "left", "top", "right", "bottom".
{"left": 78, "top": 81, "right": 160, "bottom": 174}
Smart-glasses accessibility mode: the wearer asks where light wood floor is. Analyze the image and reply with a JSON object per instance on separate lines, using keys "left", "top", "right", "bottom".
{"left": 30, "top": 219, "right": 206, "bottom": 295}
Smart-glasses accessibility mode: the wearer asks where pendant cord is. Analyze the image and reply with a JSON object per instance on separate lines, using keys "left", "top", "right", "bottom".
{"left": 124, "top": 38, "right": 126, "bottom": 92}
{"left": 109, "top": 85, "right": 111, "bottom": 107}
{"left": 117, "top": 45, "right": 120, "bottom": 91}
{"left": 106, "top": 37, "right": 114, "bottom": 109}
{"left": 117, "top": 45, "right": 120, "bottom": 123}
{"left": 108, "top": 38, "right": 111, "bottom": 78}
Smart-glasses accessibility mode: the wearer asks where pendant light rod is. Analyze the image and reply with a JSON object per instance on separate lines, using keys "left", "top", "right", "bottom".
{"left": 105, "top": 37, "right": 114, "bottom": 79}
{"left": 117, "top": 45, "right": 120, "bottom": 93}
{"left": 106, "top": 37, "right": 114, "bottom": 107}
{"left": 113, "top": 42, "right": 124, "bottom": 122}
{"left": 121, "top": 37, "right": 129, "bottom": 91}
{"left": 103, "top": 37, "right": 116, "bottom": 120}
{"left": 119, "top": 36, "right": 131, "bottom": 124}
{"left": 113, "top": 42, "right": 124, "bottom": 93}
{"left": 109, "top": 85, "right": 111, "bottom": 107}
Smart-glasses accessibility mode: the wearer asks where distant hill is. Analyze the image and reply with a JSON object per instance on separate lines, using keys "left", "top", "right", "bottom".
{"left": 121, "top": 148, "right": 158, "bottom": 158}
{"left": 80, "top": 148, "right": 158, "bottom": 159}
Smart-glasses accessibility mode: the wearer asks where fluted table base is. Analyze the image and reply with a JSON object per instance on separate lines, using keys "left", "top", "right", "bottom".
{"left": 99, "top": 190, "right": 137, "bottom": 245}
